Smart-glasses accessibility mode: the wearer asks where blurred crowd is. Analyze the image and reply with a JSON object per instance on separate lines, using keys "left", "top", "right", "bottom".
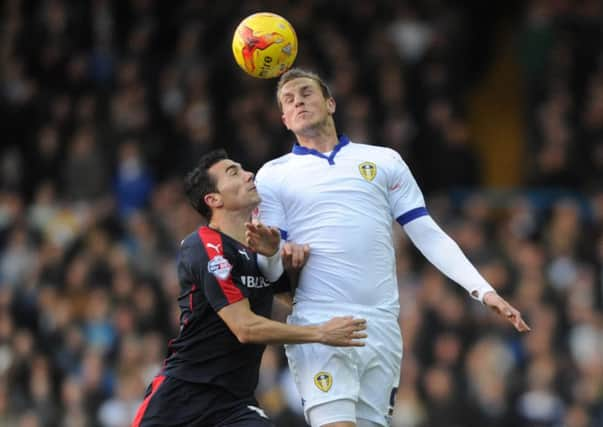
{"left": 1, "top": 0, "right": 602, "bottom": 426}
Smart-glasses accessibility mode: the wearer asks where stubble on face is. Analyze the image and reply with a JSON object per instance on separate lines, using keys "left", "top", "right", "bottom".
{"left": 209, "top": 160, "right": 260, "bottom": 211}
{"left": 280, "top": 78, "right": 331, "bottom": 135}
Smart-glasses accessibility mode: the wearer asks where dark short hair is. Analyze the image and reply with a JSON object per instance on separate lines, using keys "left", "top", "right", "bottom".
{"left": 276, "top": 68, "right": 332, "bottom": 110}
{"left": 184, "top": 149, "right": 228, "bottom": 221}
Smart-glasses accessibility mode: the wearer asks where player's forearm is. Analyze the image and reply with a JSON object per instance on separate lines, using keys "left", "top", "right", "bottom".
{"left": 403, "top": 215, "right": 495, "bottom": 301}
{"left": 237, "top": 313, "right": 321, "bottom": 345}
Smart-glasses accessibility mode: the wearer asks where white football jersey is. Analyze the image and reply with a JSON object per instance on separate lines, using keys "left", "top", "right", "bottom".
{"left": 255, "top": 136, "right": 427, "bottom": 315}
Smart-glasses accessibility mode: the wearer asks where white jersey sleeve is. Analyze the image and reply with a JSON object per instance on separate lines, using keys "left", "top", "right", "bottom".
{"left": 403, "top": 215, "right": 495, "bottom": 302}
{"left": 384, "top": 149, "right": 427, "bottom": 224}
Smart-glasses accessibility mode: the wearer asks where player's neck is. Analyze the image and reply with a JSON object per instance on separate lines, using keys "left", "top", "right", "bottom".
{"left": 208, "top": 210, "right": 251, "bottom": 245}
{"left": 297, "top": 136, "right": 337, "bottom": 153}
{"left": 295, "top": 122, "right": 338, "bottom": 153}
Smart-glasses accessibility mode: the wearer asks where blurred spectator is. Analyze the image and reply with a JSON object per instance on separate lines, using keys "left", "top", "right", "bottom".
{"left": 97, "top": 372, "right": 142, "bottom": 427}
{"left": 113, "top": 141, "right": 153, "bottom": 218}
{"left": 0, "top": 225, "right": 36, "bottom": 289}
{"left": 516, "top": 356, "right": 565, "bottom": 426}
{"left": 63, "top": 126, "right": 108, "bottom": 202}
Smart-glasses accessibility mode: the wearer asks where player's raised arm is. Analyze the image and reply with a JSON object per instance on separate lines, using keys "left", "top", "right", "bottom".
{"left": 403, "top": 214, "right": 530, "bottom": 332}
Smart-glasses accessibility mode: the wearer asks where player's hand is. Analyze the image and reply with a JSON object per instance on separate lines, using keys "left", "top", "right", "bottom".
{"left": 483, "top": 291, "right": 531, "bottom": 332}
{"left": 245, "top": 222, "right": 280, "bottom": 256}
{"left": 318, "top": 316, "right": 367, "bottom": 347}
{"left": 282, "top": 242, "right": 310, "bottom": 270}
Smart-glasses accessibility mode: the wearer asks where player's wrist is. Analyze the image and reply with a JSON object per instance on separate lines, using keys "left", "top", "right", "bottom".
{"left": 314, "top": 324, "right": 326, "bottom": 344}
{"left": 257, "top": 244, "right": 284, "bottom": 282}
{"left": 265, "top": 235, "right": 284, "bottom": 258}
{"left": 481, "top": 290, "right": 498, "bottom": 304}
{"left": 471, "top": 286, "right": 496, "bottom": 304}
{"left": 265, "top": 244, "right": 280, "bottom": 258}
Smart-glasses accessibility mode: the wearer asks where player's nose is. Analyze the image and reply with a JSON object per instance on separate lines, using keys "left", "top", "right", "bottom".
{"left": 244, "top": 170, "right": 254, "bottom": 181}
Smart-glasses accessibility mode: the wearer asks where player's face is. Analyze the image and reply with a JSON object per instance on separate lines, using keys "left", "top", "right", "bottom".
{"left": 207, "top": 160, "right": 260, "bottom": 212}
{"left": 279, "top": 77, "right": 335, "bottom": 135}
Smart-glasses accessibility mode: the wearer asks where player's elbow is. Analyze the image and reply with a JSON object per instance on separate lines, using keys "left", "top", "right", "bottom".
{"left": 222, "top": 306, "right": 263, "bottom": 344}
{"left": 235, "top": 329, "right": 251, "bottom": 344}
{"left": 232, "top": 323, "right": 254, "bottom": 344}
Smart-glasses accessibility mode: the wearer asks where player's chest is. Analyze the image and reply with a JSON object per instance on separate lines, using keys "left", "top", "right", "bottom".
{"left": 280, "top": 157, "right": 387, "bottom": 203}
{"left": 229, "top": 248, "right": 274, "bottom": 295}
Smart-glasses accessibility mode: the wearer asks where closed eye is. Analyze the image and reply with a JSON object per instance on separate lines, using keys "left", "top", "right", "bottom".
{"left": 225, "top": 164, "right": 240, "bottom": 176}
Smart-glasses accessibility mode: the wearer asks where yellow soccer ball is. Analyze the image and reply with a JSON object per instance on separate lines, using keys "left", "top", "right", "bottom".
{"left": 232, "top": 12, "right": 298, "bottom": 79}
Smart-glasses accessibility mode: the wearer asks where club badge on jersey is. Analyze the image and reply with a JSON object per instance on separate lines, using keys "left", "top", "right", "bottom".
{"left": 358, "top": 161, "right": 377, "bottom": 182}
{"left": 313, "top": 371, "right": 333, "bottom": 392}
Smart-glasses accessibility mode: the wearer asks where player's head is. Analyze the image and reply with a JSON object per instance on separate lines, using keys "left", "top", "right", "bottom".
{"left": 276, "top": 68, "right": 336, "bottom": 135}
{"left": 276, "top": 68, "right": 332, "bottom": 108}
{"left": 184, "top": 150, "right": 259, "bottom": 221}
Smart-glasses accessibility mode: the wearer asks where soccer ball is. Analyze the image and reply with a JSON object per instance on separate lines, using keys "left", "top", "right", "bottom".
{"left": 232, "top": 12, "right": 298, "bottom": 79}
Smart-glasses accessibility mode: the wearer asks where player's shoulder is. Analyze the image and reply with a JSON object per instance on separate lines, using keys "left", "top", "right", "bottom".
{"left": 180, "top": 229, "right": 200, "bottom": 249}
{"left": 181, "top": 227, "right": 241, "bottom": 265}
{"left": 258, "top": 152, "right": 296, "bottom": 171}
{"left": 256, "top": 152, "right": 296, "bottom": 183}
{"left": 348, "top": 141, "right": 405, "bottom": 163}
{"left": 178, "top": 229, "right": 204, "bottom": 263}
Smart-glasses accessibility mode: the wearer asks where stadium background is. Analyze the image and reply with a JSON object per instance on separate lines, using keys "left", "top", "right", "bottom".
{"left": 1, "top": 0, "right": 602, "bottom": 426}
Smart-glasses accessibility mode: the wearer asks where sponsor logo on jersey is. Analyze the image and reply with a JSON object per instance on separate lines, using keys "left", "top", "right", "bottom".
{"left": 358, "top": 161, "right": 377, "bottom": 181}
{"left": 313, "top": 371, "right": 332, "bottom": 392}
{"left": 241, "top": 275, "right": 271, "bottom": 288}
{"left": 207, "top": 255, "right": 232, "bottom": 280}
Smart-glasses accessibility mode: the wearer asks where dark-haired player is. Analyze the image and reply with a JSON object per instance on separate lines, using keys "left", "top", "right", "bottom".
{"left": 132, "top": 149, "right": 367, "bottom": 427}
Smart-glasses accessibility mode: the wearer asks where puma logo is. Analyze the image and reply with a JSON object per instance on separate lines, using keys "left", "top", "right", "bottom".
{"left": 247, "top": 405, "right": 268, "bottom": 419}
{"left": 238, "top": 249, "right": 250, "bottom": 260}
{"left": 206, "top": 243, "right": 222, "bottom": 254}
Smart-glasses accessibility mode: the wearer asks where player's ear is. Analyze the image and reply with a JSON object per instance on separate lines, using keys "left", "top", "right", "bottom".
{"left": 326, "top": 97, "right": 336, "bottom": 114}
{"left": 204, "top": 193, "right": 223, "bottom": 209}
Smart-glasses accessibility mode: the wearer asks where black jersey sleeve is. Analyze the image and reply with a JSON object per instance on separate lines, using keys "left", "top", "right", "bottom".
{"left": 177, "top": 237, "right": 249, "bottom": 314}
{"left": 177, "top": 242, "right": 198, "bottom": 285}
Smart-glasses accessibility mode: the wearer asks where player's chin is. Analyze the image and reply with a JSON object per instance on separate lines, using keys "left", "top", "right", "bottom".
{"left": 248, "top": 193, "right": 261, "bottom": 206}
{"left": 294, "top": 121, "right": 318, "bottom": 135}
